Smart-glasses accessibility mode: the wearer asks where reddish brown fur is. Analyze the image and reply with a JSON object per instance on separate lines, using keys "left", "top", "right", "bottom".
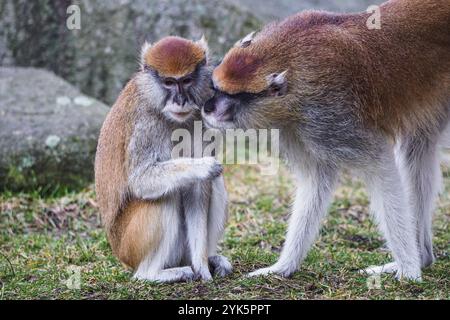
{"left": 113, "top": 200, "right": 162, "bottom": 269}
{"left": 95, "top": 80, "right": 141, "bottom": 268}
{"left": 213, "top": 51, "right": 264, "bottom": 93}
{"left": 145, "top": 36, "right": 205, "bottom": 77}
{"left": 214, "top": 0, "right": 450, "bottom": 136}
{"left": 96, "top": 79, "right": 166, "bottom": 269}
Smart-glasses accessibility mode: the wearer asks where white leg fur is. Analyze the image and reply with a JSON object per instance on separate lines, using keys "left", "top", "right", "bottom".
{"left": 397, "top": 136, "right": 440, "bottom": 268}
{"left": 248, "top": 163, "right": 338, "bottom": 278}
{"left": 207, "top": 176, "right": 228, "bottom": 256}
{"left": 207, "top": 176, "right": 232, "bottom": 277}
{"left": 362, "top": 146, "right": 422, "bottom": 281}
{"left": 133, "top": 197, "right": 193, "bottom": 283}
{"left": 183, "top": 182, "right": 212, "bottom": 281}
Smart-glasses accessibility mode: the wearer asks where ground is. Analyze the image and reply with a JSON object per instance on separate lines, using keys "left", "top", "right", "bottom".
{"left": 0, "top": 164, "right": 449, "bottom": 300}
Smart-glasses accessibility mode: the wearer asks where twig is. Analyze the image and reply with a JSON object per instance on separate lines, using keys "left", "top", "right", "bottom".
{"left": 0, "top": 251, "right": 15, "bottom": 278}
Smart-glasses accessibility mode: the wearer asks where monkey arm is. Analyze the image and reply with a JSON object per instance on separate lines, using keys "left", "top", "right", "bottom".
{"left": 128, "top": 157, "right": 222, "bottom": 201}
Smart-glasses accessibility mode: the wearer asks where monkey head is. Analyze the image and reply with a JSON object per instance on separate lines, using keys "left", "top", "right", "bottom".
{"left": 202, "top": 31, "right": 294, "bottom": 130}
{"left": 139, "top": 36, "right": 213, "bottom": 123}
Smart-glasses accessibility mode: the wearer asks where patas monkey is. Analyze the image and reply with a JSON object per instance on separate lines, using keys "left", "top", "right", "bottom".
{"left": 203, "top": 0, "right": 450, "bottom": 281}
{"left": 95, "top": 36, "right": 232, "bottom": 283}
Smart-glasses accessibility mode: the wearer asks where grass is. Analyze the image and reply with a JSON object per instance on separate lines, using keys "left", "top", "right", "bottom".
{"left": 0, "top": 164, "right": 449, "bottom": 300}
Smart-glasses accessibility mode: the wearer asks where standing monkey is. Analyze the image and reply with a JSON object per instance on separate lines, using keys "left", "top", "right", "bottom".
{"left": 203, "top": 0, "right": 450, "bottom": 280}
{"left": 95, "top": 36, "right": 232, "bottom": 282}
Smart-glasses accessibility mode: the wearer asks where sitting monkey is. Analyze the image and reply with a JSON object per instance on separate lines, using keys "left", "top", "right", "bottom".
{"left": 95, "top": 36, "right": 232, "bottom": 282}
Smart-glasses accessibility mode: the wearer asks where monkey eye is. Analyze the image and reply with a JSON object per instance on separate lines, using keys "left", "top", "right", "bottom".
{"left": 163, "top": 79, "right": 176, "bottom": 86}
{"left": 182, "top": 78, "right": 192, "bottom": 85}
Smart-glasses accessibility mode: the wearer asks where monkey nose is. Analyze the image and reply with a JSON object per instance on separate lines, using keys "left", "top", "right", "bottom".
{"left": 173, "top": 95, "right": 187, "bottom": 107}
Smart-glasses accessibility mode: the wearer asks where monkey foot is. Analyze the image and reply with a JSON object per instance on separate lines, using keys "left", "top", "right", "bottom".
{"left": 247, "top": 264, "right": 295, "bottom": 278}
{"left": 193, "top": 266, "right": 213, "bottom": 282}
{"left": 209, "top": 255, "right": 233, "bottom": 277}
{"left": 360, "top": 262, "right": 398, "bottom": 275}
{"left": 134, "top": 266, "right": 195, "bottom": 283}
{"left": 360, "top": 262, "right": 422, "bottom": 282}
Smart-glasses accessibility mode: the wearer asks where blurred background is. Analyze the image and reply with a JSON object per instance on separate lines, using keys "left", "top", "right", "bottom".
{"left": 0, "top": 0, "right": 383, "bottom": 192}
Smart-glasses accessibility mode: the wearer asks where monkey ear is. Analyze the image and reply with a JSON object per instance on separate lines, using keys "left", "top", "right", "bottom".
{"left": 266, "top": 70, "right": 288, "bottom": 97}
{"left": 196, "top": 35, "right": 210, "bottom": 61}
{"left": 234, "top": 31, "right": 256, "bottom": 48}
{"left": 140, "top": 41, "right": 152, "bottom": 69}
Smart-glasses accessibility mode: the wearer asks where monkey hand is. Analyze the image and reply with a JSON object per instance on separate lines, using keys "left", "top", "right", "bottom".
{"left": 200, "top": 156, "right": 223, "bottom": 180}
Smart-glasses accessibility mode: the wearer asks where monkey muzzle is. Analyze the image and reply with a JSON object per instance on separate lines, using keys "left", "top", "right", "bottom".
{"left": 202, "top": 94, "right": 236, "bottom": 128}
{"left": 163, "top": 100, "right": 197, "bottom": 123}
{"left": 202, "top": 95, "right": 237, "bottom": 129}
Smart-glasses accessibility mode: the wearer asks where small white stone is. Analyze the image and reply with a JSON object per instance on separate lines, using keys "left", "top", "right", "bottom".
{"left": 56, "top": 96, "right": 72, "bottom": 106}
{"left": 74, "top": 96, "right": 93, "bottom": 107}
{"left": 45, "top": 135, "right": 61, "bottom": 148}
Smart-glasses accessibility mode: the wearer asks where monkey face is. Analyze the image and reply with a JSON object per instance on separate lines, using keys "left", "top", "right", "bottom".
{"left": 140, "top": 60, "right": 213, "bottom": 124}
{"left": 157, "top": 70, "right": 204, "bottom": 123}
{"left": 139, "top": 36, "right": 213, "bottom": 124}
{"left": 202, "top": 71, "right": 289, "bottom": 130}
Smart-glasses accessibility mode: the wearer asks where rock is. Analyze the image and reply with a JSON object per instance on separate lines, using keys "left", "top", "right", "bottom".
{"left": 0, "top": 67, "right": 109, "bottom": 192}
{"left": 0, "top": 0, "right": 261, "bottom": 105}
{"left": 231, "top": 0, "right": 385, "bottom": 22}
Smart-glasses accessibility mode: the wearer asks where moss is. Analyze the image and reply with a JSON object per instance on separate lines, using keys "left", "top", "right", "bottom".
{"left": 1, "top": 140, "right": 94, "bottom": 195}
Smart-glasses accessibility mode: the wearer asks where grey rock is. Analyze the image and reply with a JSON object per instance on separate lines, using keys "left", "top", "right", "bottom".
{"left": 230, "top": 0, "right": 385, "bottom": 22}
{"left": 0, "top": 0, "right": 262, "bottom": 105}
{"left": 0, "top": 67, "right": 109, "bottom": 191}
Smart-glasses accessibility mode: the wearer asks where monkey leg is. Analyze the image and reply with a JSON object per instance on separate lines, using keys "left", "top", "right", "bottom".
{"left": 182, "top": 182, "right": 213, "bottom": 281}
{"left": 361, "top": 145, "right": 422, "bottom": 281}
{"left": 113, "top": 200, "right": 162, "bottom": 270}
{"left": 397, "top": 134, "right": 440, "bottom": 268}
{"left": 206, "top": 176, "right": 232, "bottom": 277}
{"left": 248, "top": 163, "right": 338, "bottom": 278}
{"left": 115, "top": 198, "right": 193, "bottom": 283}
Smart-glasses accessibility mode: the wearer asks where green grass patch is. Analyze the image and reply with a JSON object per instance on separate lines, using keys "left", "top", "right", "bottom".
{"left": 0, "top": 165, "right": 449, "bottom": 299}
